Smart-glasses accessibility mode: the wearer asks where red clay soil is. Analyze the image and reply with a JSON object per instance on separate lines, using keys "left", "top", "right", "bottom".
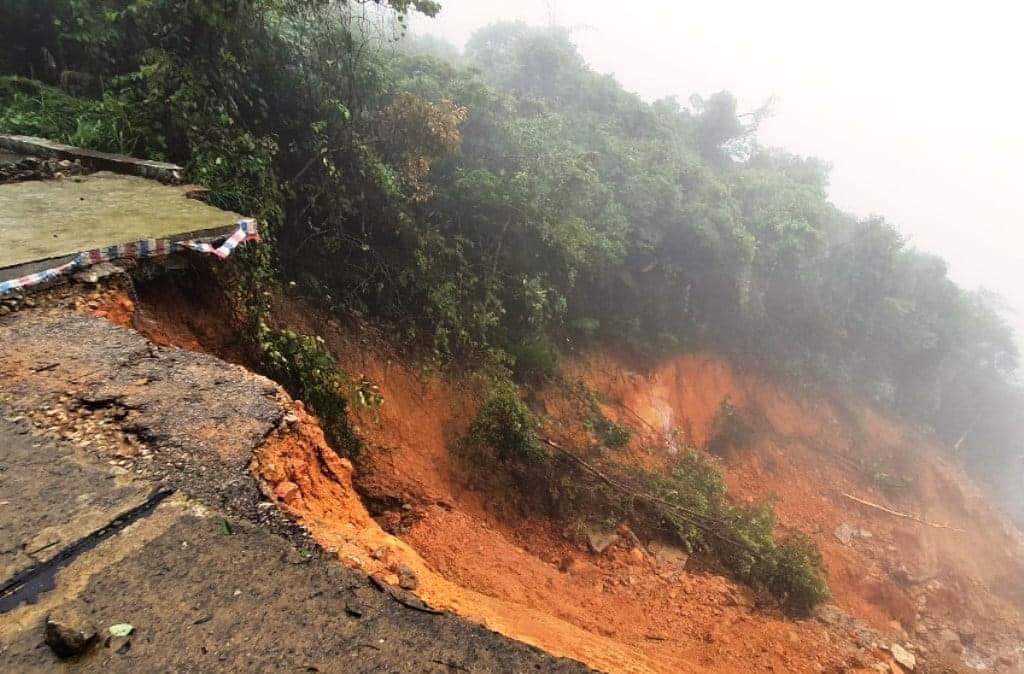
{"left": 127, "top": 289, "right": 1024, "bottom": 673}
{"left": 261, "top": 304, "right": 873, "bottom": 674}
{"left": 553, "top": 353, "right": 1024, "bottom": 668}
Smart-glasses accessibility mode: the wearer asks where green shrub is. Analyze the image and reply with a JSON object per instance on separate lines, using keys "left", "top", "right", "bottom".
{"left": 585, "top": 408, "right": 632, "bottom": 450}
{"left": 766, "top": 535, "right": 831, "bottom": 615}
{"left": 579, "top": 386, "right": 632, "bottom": 450}
{"left": 461, "top": 381, "right": 546, "bottom": 463}
{"left": 509, "top": 337, "right": 559, "bottom": 387}
{"left": 255, "top": 322, "right": 361, "bottom": 455}
{"left": 645, "top": 451, "right": 829, "bottom": 615}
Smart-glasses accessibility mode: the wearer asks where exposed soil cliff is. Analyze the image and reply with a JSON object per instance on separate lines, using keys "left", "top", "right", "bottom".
{"left": 128, "top": 282, "right": 1024, "bottom": 673}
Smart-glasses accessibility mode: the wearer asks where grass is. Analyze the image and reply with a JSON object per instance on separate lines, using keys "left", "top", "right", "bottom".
{"left": 0, "top": 76, "right": 165, "bottom": 158}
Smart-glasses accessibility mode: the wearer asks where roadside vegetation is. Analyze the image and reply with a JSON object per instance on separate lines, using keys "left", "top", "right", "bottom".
{"left": 458, "top": 383, "right": 829, "bottom": 615}
{"left": 2, "top": 0, "right": 1022, "bottom": 610}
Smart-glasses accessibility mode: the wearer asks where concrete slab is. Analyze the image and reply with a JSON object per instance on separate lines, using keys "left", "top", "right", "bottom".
{"left": 0, "top": 171, "right": 243, "bottom": 271}
{"left": 0, "top": 135, "right": 182, "bottom": 183}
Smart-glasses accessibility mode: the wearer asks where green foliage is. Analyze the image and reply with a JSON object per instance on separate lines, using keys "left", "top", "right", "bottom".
{"left": 0, "top": 76, "right": 164, "bottom": 156}
{"left": 582, "top": 397, "right": 632, "bottom": 450}
{"left": 645, "top": 451, "right": 830, "bottom": 615}
{"left": 461, "top": 381, "right": 545, "bottom": 464}
{"left": 255, "top": 322, "right": 361, "bottom": 455}
{"left": 508, "top": 337, "right": 559, "bottom": 387}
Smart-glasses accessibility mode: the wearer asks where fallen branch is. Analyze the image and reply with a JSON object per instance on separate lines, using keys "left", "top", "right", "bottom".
{"left": 541, "top": 437, "right": 748, "bottom": 550}
{"left": 840, "top": 492, "right": 965, "bottom": 532}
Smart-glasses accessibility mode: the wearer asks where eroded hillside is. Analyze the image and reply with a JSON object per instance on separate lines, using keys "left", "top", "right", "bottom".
{"left": 126, "top": 279, "right": 1024, "bottom": 674}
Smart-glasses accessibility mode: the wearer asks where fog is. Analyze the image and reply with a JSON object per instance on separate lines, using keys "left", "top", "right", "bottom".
{"left": 411, "top": 0, "right": 1024, "bottom": 343}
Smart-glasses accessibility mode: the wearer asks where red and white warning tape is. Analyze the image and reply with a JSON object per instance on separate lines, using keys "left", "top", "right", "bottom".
{"left": 0, "top": 218, "right": 259, "bottom": 296}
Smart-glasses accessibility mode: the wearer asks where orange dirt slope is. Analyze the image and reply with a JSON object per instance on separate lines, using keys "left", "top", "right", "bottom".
{"left": 128, "top": 288, "right": 1024, "bottom": 673}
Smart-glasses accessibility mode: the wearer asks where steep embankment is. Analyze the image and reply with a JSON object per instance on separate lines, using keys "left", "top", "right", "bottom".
{"left": 129, "top": 285, "right": 1024, "bottom": 673}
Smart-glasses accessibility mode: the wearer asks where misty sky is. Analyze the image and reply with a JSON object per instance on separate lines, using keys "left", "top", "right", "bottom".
{"left": 411, "top": 1, "right": 1024, "bottom": 341}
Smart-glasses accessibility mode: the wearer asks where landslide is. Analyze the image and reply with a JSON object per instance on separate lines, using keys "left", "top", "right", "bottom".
{"left": 127, "top": 279, "right": 1024, "bottom": 674}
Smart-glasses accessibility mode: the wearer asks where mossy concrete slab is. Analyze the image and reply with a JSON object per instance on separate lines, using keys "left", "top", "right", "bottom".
{"left": 0, "top": 171, "right": 242, "bottom": 270}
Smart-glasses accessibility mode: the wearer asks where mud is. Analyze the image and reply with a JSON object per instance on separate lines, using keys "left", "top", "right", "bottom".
{"left": 267, "top": 296, "right": 1024, "bottom": 673}
{"left": 108, "top": 277, "right": 1024, "bottom": 672}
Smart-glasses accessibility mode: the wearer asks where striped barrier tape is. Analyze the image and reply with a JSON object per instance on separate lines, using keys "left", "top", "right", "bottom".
{"left": 0, "top": 218, "right": 259, "bottom": 296}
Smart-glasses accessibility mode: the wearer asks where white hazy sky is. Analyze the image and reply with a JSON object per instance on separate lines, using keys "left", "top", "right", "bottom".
{"left": 411, "top": 0, "right": 1024, "bottom": 339}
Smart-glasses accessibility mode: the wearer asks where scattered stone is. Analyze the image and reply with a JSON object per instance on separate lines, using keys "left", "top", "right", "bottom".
{"left": 957, "top": 623, "right": 977, "bottom": 645}
{"left": 648, "top": 541, "right": 689, "bottom": 568}
{"left": 370, "top": 545, "right": 389, "bottom": 561}
{"left": 889, "top": 643, "right": 916, "bottom": 671}
{"left": 396, "top": 564, "right": 418, "bottom": 591}
{"left": 835, "top": 522, "right": 856, "bottom": 545}
{"left": 73, "top": 262, "right": 125, "bottom": 285}
{"left": 934, "top": 627, "right": 961, "bottom": 649}
{"left": 273, "top": 480, "right": 300, "bottom": 505}
{"left": 108, "top": 623, "right": 134, "bottom": 638}
{"left": 587, "top": 529, "right": 619, "bottom": 554}
{"left": 616, "top": 524, "right": 642, "bottom": 548}
{"left": 997, "top": 653, "right": 1019, "bottom": 668}
{"left": 0, "top": 306, "right": 9, "bottom": 317}
{"left": 44, "top": 613, "right": 98, "bottom": 659}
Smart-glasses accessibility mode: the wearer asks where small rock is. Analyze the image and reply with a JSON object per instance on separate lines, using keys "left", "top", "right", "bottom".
{"left": 45, "top": 613, "right": 98, "bottom": 659}
{"left": 0, "top": 306, "right": 9, "bottom": 317}
{"left": 935, "top": 627, "right": 961, "bottom": 649}
{"left": 396, "top": 564, "right": 418, "bottom": 590}
{"left": 273, "top": 480, "right": 300, "bottom": 505}
{"left": 834, "top": 522, "right": 856, "bottom": 545}
{"left": 997, "top": 653, "right": 1019, "bottom": 667}
{"left": 370, "top": 546, "right": 389, "bottom": 561}
{"left": 587, "top": 529, "right": 619, "bottom": 554}
{"left": 648, "top": 541, "right": 689, "bottom": 568}
{"left": 889, "top": 643, "right": 916, "bottom": 671}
